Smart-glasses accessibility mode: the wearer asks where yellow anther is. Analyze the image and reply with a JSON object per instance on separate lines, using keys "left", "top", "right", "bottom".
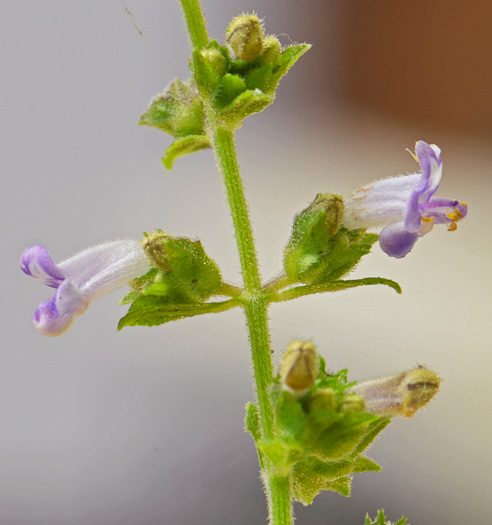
{"left": 446, "top": 207, "right": 463, "bottom": 229}
{"left": 421, "top": 216, "right": 434, "bottom": 223}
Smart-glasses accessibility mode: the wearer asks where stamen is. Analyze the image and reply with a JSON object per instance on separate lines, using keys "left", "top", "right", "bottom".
{"left": 448, "top": 222, "right": 458, "bottom": 232}
{"left": 421, "top": 216, "right": 434, "bottom": 223}
{"left": 406, "top": 147, "right": 419, "bottom": 163}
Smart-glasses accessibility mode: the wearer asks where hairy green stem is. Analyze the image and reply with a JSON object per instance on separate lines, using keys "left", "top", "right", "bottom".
{"left": 212, "top": 126, "right": 292, "bottom": 525}
{"left": 212, "top": 127, "right": 274, "bottom": 439}
{"left": 179, "top": 2, "right": 293, "bottom": 522}
{"left": 179, "top": 0, "right": 209, "bottom": 50}
{"left": 266, "top": 473, "right": 292, "bottom": 525}
{"left": 212, "top": 128, "right": 262, "bottom": 291}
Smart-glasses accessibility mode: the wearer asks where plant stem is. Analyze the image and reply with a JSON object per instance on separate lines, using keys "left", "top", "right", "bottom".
{"left": 178, "top": 2, "right": 293, "bottom": 522}
{"left": 212, "top": 128, "right": 262, "bottom": 292}
{"left": 212, "top": 126, "right": 292, "bottom": 525}
{"left": 179, "top": 0, "right": 209, "bottom": 51}
{"left": 212, "top": 126, "right": 274, "bottom": 439}
{"left": 266, "top": 473, "right": 292, "bottom": 525}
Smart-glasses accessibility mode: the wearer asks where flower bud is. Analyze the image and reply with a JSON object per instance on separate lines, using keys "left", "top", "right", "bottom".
{"left": 306, "top": 387, "right": 336, "bottom": 413}
{"left": 348, "top": 366, "right": 440, "bottom": 418}
{"left": 339, "top": 394, "right": 365, "bottom": 414}
{"left": 284, "top": 193, "right": 345, "bottom": 283}
{"left": 200, "top": 48, "right": 227, "bottom": 77}
{"left": 308, "top": 193, "right": 344, "bottom": 237}
{"left": 225, "top": 13, "right": 264, "bottom": 61}
{"left": 279, "top": 341, "right": 319, "bottom": 396}
{"left": 142, "top": 231, "right": 172, "bottom": 272}
{"left": 261, "top": 36, "right": 281, "bottom": 65}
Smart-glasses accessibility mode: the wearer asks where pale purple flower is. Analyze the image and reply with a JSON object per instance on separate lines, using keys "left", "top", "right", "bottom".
{"left": 20, "top": 240, "right": 150, "bottom": 336}
{"left": 343, "top": 140, "right": 468, "bottom": 258}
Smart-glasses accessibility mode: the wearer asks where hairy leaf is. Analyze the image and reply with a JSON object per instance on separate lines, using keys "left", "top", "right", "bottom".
{"left": 118, "top": 296, "right": 236, "bottom": 330}
{"left": 365, "top": 510, "right": 407, "bottom": 525}
{"left": 244, "top": 402, "right": 261, "bottom": 442}
{"left": 139, "top": 79, "right": 206, "bottom": 139}
{"left": 162, "top": 135, "right": 211, "bottom": 169}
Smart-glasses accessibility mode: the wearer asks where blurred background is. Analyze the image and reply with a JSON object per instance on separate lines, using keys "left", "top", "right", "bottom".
{"left": 1, "top": 1, "right": 491, "bottom": 524}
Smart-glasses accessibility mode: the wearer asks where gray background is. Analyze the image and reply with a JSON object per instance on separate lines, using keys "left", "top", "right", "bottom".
{"left": 2, "top": 1, "right": 491, "bottom": 524}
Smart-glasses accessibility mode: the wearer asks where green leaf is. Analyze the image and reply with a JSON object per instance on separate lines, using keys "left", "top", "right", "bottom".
{"left": 124, "top": 268, "right": 194, "bottom": 304}
{"left": 274, "top": 277, "right": 402, "bottom": 304}
{"left": 257, "top": 436, "right": 304, "bottom": 476}
{"left": 365, "top": 510, "right": 407, "bottom": 525}
{"left": 244, "top": 63, "right": 274, "bottom": 92}
{"left": 270, "top": 44, "right": 311, "bottom": 86}
{"left": 120, "top": 268, "right": 160, "bottom": 304}
{"left": 213, "top": 73, "right": 247, "bottom": 109}
{"left": 330, "top": 277, "right": 401, "bottom": 295}
{"left": 216, "top": 89, "right": 272, "bottom": 129}
{"left": 139, "top": 79, "right": 206, "bottom": 139}
{"left": 310, "top": 229, "right": 380, "bottom": 284}
{"left": 293, "top": 458, "right": 352, "bottom": 504}
{"left": 303, "top": 412, "right": 381, "bottom": 461}
{"left": 119, "top": 290, "right": 140, "bottom": 305}
{"left": 244, "top": 402, "right": 261, "bottom": 442}
{"left": 192, "top": 49, "right": 221, "bottom": 100}
{"left": 118, "top": 295, "right": 236, "bottom": 330}
{"left": 348, "top": 417, "right": 391, "bottom": 460}
{"left": 283, "top": 194, "right": 345, "bottom": 284}
{"left": 264, "top": 360, "right": 391, "bottom": 505}
{"left": 284, "top": 208, "right": 331, "bottom": 283}
{"left": 274, "top": 389, "right": 306, "bottom": 437}
{"left": 163, "top": 237, "right": 223, "bottom": 301}
{"left": 162, "top": 135, "right": 211, "bottom": 169}
{"left": 351, "top": 456, "right": 381, "bottom": 474}
{"left": 292, "top": 454, "right": 381, "bottom": 505}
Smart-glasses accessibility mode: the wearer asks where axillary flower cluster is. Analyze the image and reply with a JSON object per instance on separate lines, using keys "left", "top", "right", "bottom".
{"left": 343, "top": 140, "right": 467, "bottom": 258}
{"left": 19, "top": 142, "right": 467, "bottom": 336}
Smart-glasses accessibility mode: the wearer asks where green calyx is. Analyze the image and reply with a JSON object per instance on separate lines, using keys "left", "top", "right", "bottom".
{"left": 141, "top": 231, "right": 222, "bottom": 300}
{"left": 247, "top": 355, "right": 390, "bottom": 504}
{"left": 118, "top": 231, "right": 235, "bottom": 330}
{"left": 139, "top": 79, "right": 211, "bottom": 169}
{"left": 139, "top": 11, "right": 310, "bottom": 169}
{"left": 193, "top": 37, "right": 310, "bottom": 129}
{"left": 284, "top": 194, "right": 381, "bottom": 285}
{"left": 139, "top": 79, "right": 206, "bottom": 138}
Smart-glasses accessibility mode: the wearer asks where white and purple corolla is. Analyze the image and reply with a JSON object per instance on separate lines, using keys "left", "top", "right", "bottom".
{"left": 20, "top": 240, "right": 150, "bottom": 336}
{"left": 343, "top": 140, "right": 467, "bottom": 258}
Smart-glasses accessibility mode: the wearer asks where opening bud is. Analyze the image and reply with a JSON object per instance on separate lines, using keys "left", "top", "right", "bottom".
{"left": 348, "top": 366, "right": 440, "bottom": 418}
{"left": 338, "top": 394, "right": 365, "bottom": 414}
{"left": 142, "top": 231, "right": 172, "bottom": 272}
{"left": 200, "top": 48, "right": 227, "bottom": 77}
{"left": 225, "top": 13, "right": 264, "bottom": 61}
{"left": 308, "top": 193, "right": 344, "bottom": 237}
{"left": 279, "top": 341, "right": 319, "bottom": 396}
